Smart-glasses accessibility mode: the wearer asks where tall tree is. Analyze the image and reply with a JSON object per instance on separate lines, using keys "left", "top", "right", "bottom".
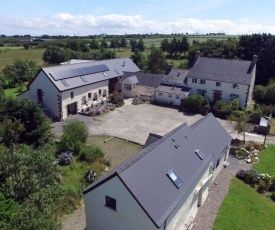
{"left": 147, "top": 46, "right": 168, "bottom": 74}
{"left": 2, "top": 59, "right": 37, "bottom": 87}
{"left": 42, "top": 46, "right": 66, "bottom": 64}
{"left": 130, "top": 50, "right": 147, "bottom": 71}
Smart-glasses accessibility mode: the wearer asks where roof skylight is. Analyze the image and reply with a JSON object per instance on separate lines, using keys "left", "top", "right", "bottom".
{"left": 167, "top": 169, "right": 183, "bottom": 189}
{"left": 61, "top": 79, "right": 69, "bottom": 87}
{"left": 195, "top": 149, "right": 205, "bottom": 160}
{"left": 80, "top": 76, "right": 87, "bottom": 82}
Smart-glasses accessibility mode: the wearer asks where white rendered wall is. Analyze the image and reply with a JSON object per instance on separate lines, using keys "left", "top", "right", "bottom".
{"left": 84, "top": 176, "right": 159, "bottom": 230}
{"left": 186, "top": 78, "right": 249, "bottom": 108}
{"left": 155, "top": 91, "right": 187, "bottom": 106}
{"left": 212, "top": 144, "right": 230, "bottom": 181}
{"left": 18, "top": 71, "right": 60, "bottom": 117}
{"left": 166, "top": 163, "right": 211, "bottom": 230}
{"left": 61, "top": 80, "right": 109, "bottom": 120}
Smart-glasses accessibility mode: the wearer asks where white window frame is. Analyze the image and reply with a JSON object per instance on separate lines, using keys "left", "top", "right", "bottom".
{"left": 216, "top": 82, "right": 221, "bottom": 87}
{"left": 197, "top": 89, "right": 207, "bottom": 96}
{"left": 192, "top": 78, "right": 197, "bottom": 83}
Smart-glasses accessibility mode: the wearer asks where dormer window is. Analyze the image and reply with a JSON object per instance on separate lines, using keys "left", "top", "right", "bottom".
{"left": 199, "top": 79, "right": 206, "bottom": 84}
{"left": 216, "top": 82, "right": 221, "bottom": 87}
{"left": 192, "top": 78, "right": 197, "bottom": 83}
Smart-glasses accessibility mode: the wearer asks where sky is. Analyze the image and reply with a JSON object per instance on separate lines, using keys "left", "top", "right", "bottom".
{"left": 1, "top": 0, "right": 275, "bottom": 36}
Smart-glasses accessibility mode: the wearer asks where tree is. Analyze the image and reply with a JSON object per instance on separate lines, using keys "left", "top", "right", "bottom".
{"left": 2, "top": 59, "right": 37, "bottom": 87}
{"left": 228, "top": 111, "right": 251, "bottom": 142}
{"left": 100, "top": 39, "right": 108, "bottom": 49}
{"left": 120, "top": 37, "right": 128, "bottom": 48}
{"left": 147, "top": 46, "right": 168, "bottom": 74}
{"left": 178, "top": 36, "right": 189, "bottom": 56}
{"left": 0, "top": 97, "right": 52, "bottom": 147}
{"left": 137, "top": 39, "right": 145, "bottom": 52}
{"left": 59, "top": 119, "right": 89, "bottom": 154}
{"left": 130, "top": 39, "right": 137, "bottom": 52}
{"left": 23, "top": 43, "right": 30, "bottom": 50}
{"left": 160, "top": 38, "right": 170, "bottom": 52}
{"left": 0, "top": 144, "right": 62, "bottom": 229}
{"left": 90, "top": 38, "right": 100, "bottom": 49}
{"left": 130, "top": 50, "right": 147, "bottom": 71}
{"left": 42, "top": 46, "right": 66, "bottom": 64}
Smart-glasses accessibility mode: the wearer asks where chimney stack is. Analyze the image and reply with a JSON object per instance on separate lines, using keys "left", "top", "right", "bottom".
{"left": 252, "top": 55, "right": 257, "bottom": 65}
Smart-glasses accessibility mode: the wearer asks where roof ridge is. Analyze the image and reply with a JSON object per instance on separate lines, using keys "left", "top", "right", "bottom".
{"left": 190, "top": 113, "right": 213, "bottom": 129}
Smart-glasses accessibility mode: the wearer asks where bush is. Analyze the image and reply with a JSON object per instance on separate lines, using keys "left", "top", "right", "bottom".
{"left": 59, "top": 119, "right": 88, "bottom": 155}
{"left": 257, "top": 179, "right": 269, "bottom": 194}
{"left": 271, "top": 192, "right": 275, "bottom": 202}
{"left": 244, "top": 169, "right": 260, "bottom": 185}
{"left": 108, "top": 92, "right": 124, "bottom": 107}
{"left": 58, "top": 152, "right": 73, "bottom": 165}
{"left": 237, "top": 169, "right": 246, "bottom": 179}
{"left": 79, "top": 146, "right": 104, "bottom": 163}
{"left": 269, "top": 177, "right": 275, "bottom": 192}
{"left": 181, "top": 95, "right": 208, "bottom": 113}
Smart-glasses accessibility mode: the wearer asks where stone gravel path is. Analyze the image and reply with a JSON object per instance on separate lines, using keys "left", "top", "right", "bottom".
{"left": 193, "top": 155, "right": 252, "bottom": 230}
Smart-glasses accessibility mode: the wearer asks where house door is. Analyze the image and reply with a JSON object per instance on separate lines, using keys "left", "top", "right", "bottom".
{"left": 213, "top": 91, "right": 222, "bottom": 103}
{"left": 82, "top": 96, "right": 87, "bottom": 105}
{"left": 67, "top": 102, "right": 77, "bottom": 116}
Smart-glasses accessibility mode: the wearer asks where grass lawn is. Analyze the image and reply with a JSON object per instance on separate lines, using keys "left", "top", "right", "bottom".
{"left": 213, "top": 178, "right": 275, "bottom": 230}
{"left": 253, "top": 144, "right": 275, "bottom": 175}
{"left": 4, "top": 86, "right": 26, "bottom": 97}
{"left": 269, "top": 118, "right": 275, "bottom": 135}
{"left": 60, "top": 135, "right": 142, "bottom": 214}
{"left": 0, "top": 47, "right": 45, "bottom": 71}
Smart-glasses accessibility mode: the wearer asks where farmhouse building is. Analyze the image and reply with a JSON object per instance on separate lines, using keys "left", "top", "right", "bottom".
{"left": 83, "top": 114, "right": 232, "bottom": 230}
{"left": 186, "top": 52, "right": 257, "bottom": 107}
{"left": 18, "top": 58, "right": 140, "bottom": 121}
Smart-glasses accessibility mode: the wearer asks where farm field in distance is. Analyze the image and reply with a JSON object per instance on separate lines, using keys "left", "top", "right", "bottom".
{"left": 0, "top": 47, "right": 45, "bottom": 71}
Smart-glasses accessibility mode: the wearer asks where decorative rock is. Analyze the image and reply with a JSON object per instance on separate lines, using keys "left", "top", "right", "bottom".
{"left": 246, "top": 159, "right": 252, "bottom": 163}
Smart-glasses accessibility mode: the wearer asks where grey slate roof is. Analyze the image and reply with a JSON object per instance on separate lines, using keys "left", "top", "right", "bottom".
{"left": 121, "top": 75, "right": 139, "bottom": 85}
{"left": 41, "top": 58, "right": 140, "bottom": 91}
{"left": 83, "top": 113, "right": 232, "bottom": 228}
{"left": 121, "top": 72, "right": 164, "bottom": 88}
{"left": 143, "top": 133, "right": 163, "bottom": 148}
{"left": 163, "top": 68, "right": 189, "bottom": 84}
{"left": 187, "top": 57, "right": 255, "bottom": 85}
{"left": 155, "top": 85, "right": 191, "bottom": 95}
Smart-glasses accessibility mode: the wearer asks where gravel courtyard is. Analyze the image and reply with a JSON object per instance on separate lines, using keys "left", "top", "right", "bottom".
{"left": 53, "top": 99, "right": 239, "bottom": 145}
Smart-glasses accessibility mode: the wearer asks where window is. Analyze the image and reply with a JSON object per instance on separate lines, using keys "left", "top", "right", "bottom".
{"left": 167, "top": 169, "right": 183, "bottom": 189}
{"left": 103, "top": 89, "right": 107, "bottom": 97}
{"left": 192, "top": 78, "right": 197, "bottom": 83}
{"left": 124, "top": 84, "right": 131, "bottom": 90}
{"left": 98, "top": 89, "right": 102, "bottom": 95}
{"left": 230, "top": 94, "right": 239, "bottom": 101}
{"left": 216, "top": 82, "right": 221, "bottom": 87}
{"left": 103, "top": 72, "right": 108, "bottom": 77}
{"left": 159, "top": 92, "right": 163, "bottom": 96}
{"left": 232, "top": 83, "right": 238, "bottom": 89}
{"left": 195, "top": 149, "right": 205, "bottom": 160}
{"left": 168, "top": 94, "right": 172, "bottom": 98}
{"left": 88, "top": 92, "right": 92, "bottom": 99}
{"left": 197, "top": 89, "right": 207, "bottom": 96}
{"left": 71, "top": 92, "right": 74, "bottom": 99}
{"left": 199, "top": 79, "right": 206, "bottom": 84}
{"left": 105, "top": 196, "right": 116, "bottom": 210}
{"left": 176, "top": 95, "right": 180, "bottom": 99}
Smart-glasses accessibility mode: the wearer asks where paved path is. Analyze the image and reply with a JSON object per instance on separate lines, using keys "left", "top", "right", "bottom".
{"left": 193, "top": 155, "right": 252, "bottom": 230}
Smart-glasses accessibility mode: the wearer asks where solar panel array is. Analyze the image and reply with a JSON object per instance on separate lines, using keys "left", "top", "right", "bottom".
{"left": 50, "top": 64, "right": 109, "bottom": 81}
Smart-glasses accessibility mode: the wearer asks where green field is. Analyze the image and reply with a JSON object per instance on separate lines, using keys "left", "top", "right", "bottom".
{"left": 213, "top": 177, "right": 275, "bottom": 230}
{"left": 0, "top": 47, "right": 45, "bottom": 71}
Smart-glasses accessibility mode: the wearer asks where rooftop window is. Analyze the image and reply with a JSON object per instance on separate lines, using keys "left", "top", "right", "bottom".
{"left": 80, "top": 76, "right": 87, "bottom": 82}
{"left": 195, "top": 149, "right": 205, "bottom": 160}
{"left": 167, "top": 169, "right": 183, "bottom": 189}
{"left": 61, "top": 79, "right": 69, "bottom": 87}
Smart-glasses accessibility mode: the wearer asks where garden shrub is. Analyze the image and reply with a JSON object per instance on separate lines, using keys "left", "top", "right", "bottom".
{"left": 257, "top": 179, "right": 269, "bottom": 194}
{"left": 108, "top": 92, "right": 124, "bottom": 107}
{"left": 236, "top": 169, "right": 246, "bottom": 180}
{"left": 79, "top": 145, "right": 104, "bottom": 163}
{"left": 181, "top": 95, "right": 208, "bottom": 113}
{"left": 244, "top": 169, "right": 260, "bottom": 185}
{"left": 271, "top": 192, "right": 275, "bottom": 202}
{"left": 269, "top": 177, "right": 275, "bottom": 192}
{"left": 58, "top": 152, "right": 73, "bottom": 165}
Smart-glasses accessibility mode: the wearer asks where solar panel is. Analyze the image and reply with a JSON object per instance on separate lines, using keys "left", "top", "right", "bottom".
{"left": 51, "top": 64, "right": 109, "bottom": 81}
{"left": 61, "top": 79, "right": 69, "bottom": 87}
{"left": 195, "top": 149, "right": 205, "bottom": 160}
{"left": 80, "top": 76, "right": 87, "bottom": 82}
